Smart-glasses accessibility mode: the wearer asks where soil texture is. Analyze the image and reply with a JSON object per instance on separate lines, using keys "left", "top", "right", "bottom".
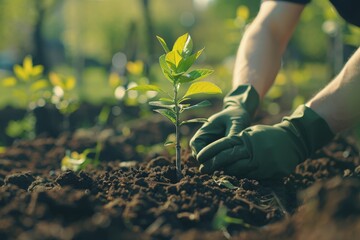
{"left": 0, "top": 118, "right": 359, "bottom": 240}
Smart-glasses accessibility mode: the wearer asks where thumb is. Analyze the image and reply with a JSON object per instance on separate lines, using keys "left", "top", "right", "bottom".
{"left": 190, "top": 120, "right": 225, "bottom": 157}
{"left": 225, "top": 116, "right": 248, "bottom": 136}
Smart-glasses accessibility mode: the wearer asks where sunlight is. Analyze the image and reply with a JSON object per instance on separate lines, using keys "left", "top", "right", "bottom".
{"left": 193, "top": 0, "right": 213, "bottom": 10}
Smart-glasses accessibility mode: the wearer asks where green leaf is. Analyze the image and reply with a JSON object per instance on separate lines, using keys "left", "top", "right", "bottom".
{"left": 178, "top": 97, "right": 191, "bottom": 104}
{"left": 61, "top": 150, "right": 93, "bottom": 172}
{"left": 164, "top": 141, "right": 176, "bottom": 147}
{"left": 165, "top": 50, "right": 182, "bottom": 70}
{"left": 82, "top": 148, "right": 97, "bottom": 158}
{"left": 30, "top": 79, "right": 49, "bottom": 91}
{"left": 219, "top": 180, "right": 237, "bottom": 190}
{"left": 163, "top": 70, "right": 175, "bottom": 83}
{"left": 14, "top": 65, "right": 28, "bottom": 81}
{"left": 212, "top": 205, "right": 228, "bottom": 230}
{"left": 178, "top": 69, "right": 214, "bottom": 83}
{"left": 154, "top": 109, "right": 176, "bottom": 124}
{"left": 212, "top": 204, "right": 251, "bottom": 229}
{"left": 1, "top": 77, "right": 17, "bottom": 87}
{"left": 159, "top": 55, "right": 174, "bottom": 82}
{"left": 172, "top": 71, "right": 186, "bottom": 78}
{"left": 159, "top": 55, "right": 171, "bottom": 72}
{"left": 177, "top": 54, "right": 197, "bottom": 73}
{"left": 128, "top": 84, "right": 162, "bottom": 93}
{"left": 183, "top": 100, "right": 211, "bottom": 111}
{"left": 164, "top": 133, "right": 176, "bottom": 147}
{"left": 179, "top": 104, "right": 190, "bottom": 113}
{"left": 213, "top": 176, "right": 237, "bottom": 190}
{"left": 159, "top": 97, "right": 174, "bottom": 103}
{"left": 176, "top": 48, "right": 204, "bottom": 73}
{"left": 31, "top": 65, "right": 44, "bottom": 77}
{"left": 173, "top": 33, "right": 193, "bottom": 57}
{"left": 98, "top": 105, "right": 111, "bottom": 126}
{"left": 183, "top": 82, "right": 222, "bottom": 98}
{"left": 181, "top": 118, "right": 208, "bottom": 125}
{"left": 149, "top": 101, "right": 175, "bottom": 109}
{"left": 156, "top": 36, "right": 170, "bottom": 53}
{"left": 194, "top": 48, "right": 204, "bottom": 59}
{"left": 180, "top": 103, "right": 191, "bottom": 107}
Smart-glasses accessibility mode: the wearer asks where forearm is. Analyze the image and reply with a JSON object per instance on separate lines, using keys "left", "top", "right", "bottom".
{"left": 232, "top": 1, "right": 304, "bottom": 99}
{"left": 232, "top": 22, "right": 283, "bottom": 99}
{"left": 306, "top": 47, "right": 360, "bottom": 133}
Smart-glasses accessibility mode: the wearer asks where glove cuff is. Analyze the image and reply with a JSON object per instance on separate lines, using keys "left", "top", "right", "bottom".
{"left": 280, "top": 105, "right": 334, "bottom": 158}
{"left": 223, "top": 84, "right": 260, "bottom": 118}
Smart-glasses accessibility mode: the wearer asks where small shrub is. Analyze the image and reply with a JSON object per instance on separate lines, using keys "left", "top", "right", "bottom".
{"left": 129, "top": 33, "right": 222, "bottom": 179}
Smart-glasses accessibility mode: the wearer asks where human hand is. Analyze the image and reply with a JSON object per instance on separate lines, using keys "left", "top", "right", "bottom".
{"left": 190, "top": 84, "right": 259, "bottom": 156}
{"left": 197, "top": 105, "right": 334, "bottom": 179}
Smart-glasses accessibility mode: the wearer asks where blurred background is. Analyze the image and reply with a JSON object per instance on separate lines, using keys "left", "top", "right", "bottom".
{"left": 0, "top": 0, "right": 359, "bottom": 147}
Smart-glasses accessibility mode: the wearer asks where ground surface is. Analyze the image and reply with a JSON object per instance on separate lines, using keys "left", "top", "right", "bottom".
{"left": 0, "top": 118, "right": 360, "bottom": 240}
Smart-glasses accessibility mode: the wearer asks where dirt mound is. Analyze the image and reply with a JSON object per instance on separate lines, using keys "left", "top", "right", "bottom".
{"left": 0, "top": 122, "right": 359, "bottom": 239}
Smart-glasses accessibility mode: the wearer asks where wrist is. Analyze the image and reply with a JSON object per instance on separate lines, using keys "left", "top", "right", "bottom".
{"left": 278, "top": 105, "right": 334, "bottom": 158}
{"left": 305, "top": 101, "right": 339, "bottom": 133}
{"left": 223, "top": 84, "right": 260, "bottom": 118}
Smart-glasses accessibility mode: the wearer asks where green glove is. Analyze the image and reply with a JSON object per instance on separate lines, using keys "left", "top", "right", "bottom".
{"left": 190, "top": 84, "right": 259, "bottom": 156}
{"left": 197, "top": 105, "right": 335, "bottom": 179}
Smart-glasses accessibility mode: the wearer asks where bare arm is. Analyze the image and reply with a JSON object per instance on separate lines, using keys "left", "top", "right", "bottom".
{"left": 233, "top": 1, "right": 305, "bottom": 99}
{"left": 306, "top": 47, "right": 360, "bottom": 133}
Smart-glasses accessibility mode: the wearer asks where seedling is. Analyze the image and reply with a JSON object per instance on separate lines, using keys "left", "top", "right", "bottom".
{"left": 61, "top": 138, "right": 102, "bottom": 173}
{"left": 61, "top": 103, "right": 111, "bottom": 172}
{"left": 212, "top": 176, "right": 238, "bottom": 190}
{"left": 49, "top": 72, "right": 79, "bottom": 130}
{"left": 129, "top": 33, "right": 222, "bottom": 179}
{"left": 1, "top": 55, "right": 49, "bottom": 109}
{"left": 212, "top": 205, "right": 251, "bottom": 239}
{"left": 49, "top": 72, "right": 79, "bottom": 115}
{"left": 61, "top": 149, "right": 99, "bottom": 172}
{"left": 1, "top": 55, "right": 49, "bottom": 139}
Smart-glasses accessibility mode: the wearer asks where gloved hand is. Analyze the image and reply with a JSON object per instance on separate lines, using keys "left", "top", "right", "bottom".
{"left": 190, "top": 84, "right": 259, "bottom": 156}
{"left": 197, "top": 105, "right": 335, "bottom": 179}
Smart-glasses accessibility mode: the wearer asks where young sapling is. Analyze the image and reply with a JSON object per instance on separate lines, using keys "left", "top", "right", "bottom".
{"left": 1, "top": 55, "right": 49, "bottom": 139}
{"left": 129, "top": 33, "right": 222, "bottom": 179}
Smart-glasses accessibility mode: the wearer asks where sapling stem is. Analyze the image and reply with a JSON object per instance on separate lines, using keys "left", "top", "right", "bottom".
{"left": 173, "top": 83, "right": 182, "bottom": 179}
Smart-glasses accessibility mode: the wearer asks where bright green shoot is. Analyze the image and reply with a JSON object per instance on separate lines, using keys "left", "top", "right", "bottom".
{"left": 129, "top": 33, "right": 222, "bottom": 179}
{"left": 1, "top": 55, "right": 49, "bottom": 109}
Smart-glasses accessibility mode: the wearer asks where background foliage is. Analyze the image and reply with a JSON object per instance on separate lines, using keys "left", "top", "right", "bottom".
{"left": 0, "top": 0, "right": 359, "bottom": 145}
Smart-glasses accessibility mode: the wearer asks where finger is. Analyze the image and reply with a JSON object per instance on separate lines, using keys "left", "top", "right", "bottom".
{"left": 197, "top": 135, "right": 248, "bottom": 163}
{"left": 200, "top": 157, "right": 251, "bottom": 175}
{"left": 190, "top": 121, "right": 225, "bottom": 156}
{"left": 225, "top": 116, "right": 249, "bottom": 136}
{"left": 199, "top": 144, "right": 249, "bottom": 173}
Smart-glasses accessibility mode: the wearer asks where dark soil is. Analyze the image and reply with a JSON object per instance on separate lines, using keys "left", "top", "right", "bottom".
{"left": 0, "top": 117, "right": 359, "bottom": 240}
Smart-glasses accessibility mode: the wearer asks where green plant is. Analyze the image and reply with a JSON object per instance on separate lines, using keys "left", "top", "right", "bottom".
{"left": 1, "top": 55, "right": 50, "bottom": 139}
{"left": 61, "top": 101, "right": 111, "bottom": 172}
{"left": 212, "top": 205, "right": 251, "bottom": 239}
{"left": 109, "top": 59, "right": 158, "bottom": 115}
{"left": 5, "top": 113, "right": 36, "bottom": 139}
{"left": 1, "top": 55, "right": 49, "bottom": 108}
{"left": 212, "top": 176, "right": 238, "bottom": 190}
{"left": 129, "top": 33, "right": 222, "bottom": 179}
{"left": 49, "top": 72, "right": 79, "bottom": 130}
{"left": 61, "top": 148, "right": 100, "bottom": 172}
{"left": 61, "top": 96, "right": 110, "bottom": 172}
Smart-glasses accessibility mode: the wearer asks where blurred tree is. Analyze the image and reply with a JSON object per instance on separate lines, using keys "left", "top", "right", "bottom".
{"left": 140, "top": 0, "right": 155, "bottom": 62}
{"left": 33, "top": 0, "right": 64, "bottom": 71}
{"left": 0, "top": 0, "right": 358, "bottom": 112}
